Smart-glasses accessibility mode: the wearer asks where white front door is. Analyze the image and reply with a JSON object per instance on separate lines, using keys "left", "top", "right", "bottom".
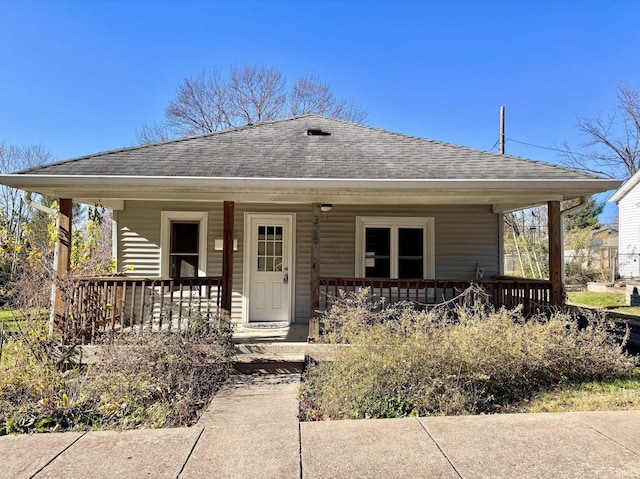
{"left": 246, "top": 214, "right": 294, "bottom": 323}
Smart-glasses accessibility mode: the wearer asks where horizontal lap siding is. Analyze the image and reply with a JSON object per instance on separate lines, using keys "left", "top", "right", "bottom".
{"left": 618, "top": 187, "right": 640, "bottom": 278}
{"left": 117, "top": 200, "right": 227, "bottom": 309}
{"left": 117, "top": 201, "right": 500, "bottom": 323}
{"left": 320, "top": 204, "right": 500, "bottom": 281}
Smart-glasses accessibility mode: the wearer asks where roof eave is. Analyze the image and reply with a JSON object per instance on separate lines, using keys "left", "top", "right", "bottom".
{"left": 610, "top": 169, "right": 640, "bottom": 204}
{"left": 0, "top": 174, "right": 622, "bottom": 190}
{"left": 0, "top": 175, "right": 621, "bottom": 208}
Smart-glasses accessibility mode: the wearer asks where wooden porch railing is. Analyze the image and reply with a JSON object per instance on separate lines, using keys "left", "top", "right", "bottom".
{"left": 62, "top": 276, "right": 222, "bottom": 343}
{"left": 319, "top": 276, "right": 552, "bottom": 316}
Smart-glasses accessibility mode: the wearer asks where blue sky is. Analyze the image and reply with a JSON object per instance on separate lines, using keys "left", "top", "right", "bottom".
{"left": 2, "top": 0, "right": 639, "bottom": 222}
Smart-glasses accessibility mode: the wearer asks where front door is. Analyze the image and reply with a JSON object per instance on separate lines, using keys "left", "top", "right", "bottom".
{"left": 247, "top": 214, "right": 294, "bottom": 322}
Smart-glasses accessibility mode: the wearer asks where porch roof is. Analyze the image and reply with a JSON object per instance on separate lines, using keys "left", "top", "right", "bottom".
{"left": 0, "top": 114, "right": 620, "bottom": 209}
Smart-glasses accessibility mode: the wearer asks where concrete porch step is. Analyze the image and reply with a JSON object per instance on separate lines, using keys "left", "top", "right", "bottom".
{"left": 232, "top": 342, "right": 343, "bottom": 375}
{"left": 233, "top": 342, "right": 306, "bottom": 374}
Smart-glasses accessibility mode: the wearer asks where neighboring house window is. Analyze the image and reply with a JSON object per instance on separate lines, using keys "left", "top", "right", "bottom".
{"left": 161, "top": 211, "right": 208, "bottom": 278}
{"left": 355, "top": 217, "right": 435, "bottom": 279}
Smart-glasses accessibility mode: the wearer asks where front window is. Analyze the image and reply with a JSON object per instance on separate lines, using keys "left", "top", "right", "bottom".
{"left": 356, "top": 217, "right": 434, "bottom": 279}
{"left": 161, "top": 211, "right": 208, "bottom": 278}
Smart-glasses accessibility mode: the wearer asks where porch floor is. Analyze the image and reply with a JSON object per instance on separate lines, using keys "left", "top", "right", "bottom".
{"left": 232, "top": 323, "right": 308, "bottom": 344}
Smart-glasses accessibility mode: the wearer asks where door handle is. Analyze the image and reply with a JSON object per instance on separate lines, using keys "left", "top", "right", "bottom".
{"left": 283, "top": 267, "right": 289, "bottom": 284}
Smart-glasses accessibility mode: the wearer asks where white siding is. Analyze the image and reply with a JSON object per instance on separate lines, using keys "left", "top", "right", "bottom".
{"left": 618, "top": 186, "right": 640, "bottom": 278}
{"left": 117, "top": 201, "right": 500, "bottom": 323}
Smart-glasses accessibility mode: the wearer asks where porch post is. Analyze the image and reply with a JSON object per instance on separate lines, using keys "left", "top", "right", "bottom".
{"left": 309, "top": 202, "right": 321, "bottom": 342}
{"left": 53, "top": 198, "right": 73, "bottom": 335}
{"left": 548, "top": 200, "right": 564, "bottom": 307}
{"left": 221, "top": 201, "right": 234, "bottom": 321}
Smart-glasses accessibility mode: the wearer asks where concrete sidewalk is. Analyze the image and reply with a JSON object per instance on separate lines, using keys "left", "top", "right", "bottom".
{"left": 1, "top": 373, "right": 639, "bottom": 478}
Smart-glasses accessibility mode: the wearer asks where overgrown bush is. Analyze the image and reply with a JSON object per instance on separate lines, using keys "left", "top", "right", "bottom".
{"left": 0, "top": 317, "right": 234, "bottom": 434}
{"left": 300, "top": 289, "right": 637, "bottom": 420}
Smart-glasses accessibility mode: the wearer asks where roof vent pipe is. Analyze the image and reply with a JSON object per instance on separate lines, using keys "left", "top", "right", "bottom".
{"left": 23, "top": 191, "right": 57, "bottom": 216}
{"left": 559, "top": 196, "right": 590, "bottom": 283}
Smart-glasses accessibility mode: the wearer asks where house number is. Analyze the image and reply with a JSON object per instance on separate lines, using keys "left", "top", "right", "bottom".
{"left": 312, "top": 215, "right": 320, "bottom": 245}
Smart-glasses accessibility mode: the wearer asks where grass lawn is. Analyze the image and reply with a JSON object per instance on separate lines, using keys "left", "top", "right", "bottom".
{"left": 509, "top": 369, "right": 640, "bottom": 413}
{"left": 567, "top": 291, "right": 640, "bottom": 317}
{"left": 0, "top": 309, "right": 48, "bottom": 332}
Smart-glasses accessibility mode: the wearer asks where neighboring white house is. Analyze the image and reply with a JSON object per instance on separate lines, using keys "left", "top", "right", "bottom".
{"left": 611, "top": 169, "right": 640, "bottom": 278}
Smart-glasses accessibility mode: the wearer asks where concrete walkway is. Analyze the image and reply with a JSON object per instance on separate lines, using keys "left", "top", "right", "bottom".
{"left": 2, "top": 373, "right": 640, "bottom": 478}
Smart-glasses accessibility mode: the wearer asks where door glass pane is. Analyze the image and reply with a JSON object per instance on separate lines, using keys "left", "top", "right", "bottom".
{"left": 365, "top": 227, "right": 391, "bottom": 278}
{"left": 256, "top": 224, "right": 285, "bottom": 272}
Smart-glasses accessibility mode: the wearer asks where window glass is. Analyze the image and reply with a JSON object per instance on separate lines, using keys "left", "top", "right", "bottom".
{"left": 169, "top": 221, "right": 199, "bottom": 277}
{"left": 365, "top": 227, "right": 391, "bottom": 277}
{"left": 358, "top": 219, "right": 432, "bottom": 279}
{"left": 171, "top": 223, "right": 199, "bottom": 253}
{"left": 170, "top": 255, "right": 198, "bottom": 278}
{"left": 398, "top": 228, "right": 424, "bottom": 278}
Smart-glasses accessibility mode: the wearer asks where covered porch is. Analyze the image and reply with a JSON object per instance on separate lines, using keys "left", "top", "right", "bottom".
{"left": 53, "top": 199, "right": 561, "bottom": 344}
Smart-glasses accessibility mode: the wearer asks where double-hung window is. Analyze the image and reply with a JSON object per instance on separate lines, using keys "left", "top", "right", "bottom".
{"left": 355, "top": 217, "right": 434, "bottom": 279}
{"left": 161, "top": 211, "right": 208, "bottom": 278}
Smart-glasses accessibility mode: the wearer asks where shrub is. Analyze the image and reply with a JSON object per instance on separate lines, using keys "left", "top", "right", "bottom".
{"left": 300, "top": 289, "right": 637, "bottom": 420}
{"left": 0, "top": 316, "right": 233, "bottom": 434}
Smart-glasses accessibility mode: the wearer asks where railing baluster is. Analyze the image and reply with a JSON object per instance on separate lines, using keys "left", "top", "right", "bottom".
{"left": 168, "top": 279, "right": 175, "bottom": 330}
{"left": 130, "top": 281, "right": 137, "bottom": 331}
{"left": 140, "top": 280, "right": 146, "bottom": 334}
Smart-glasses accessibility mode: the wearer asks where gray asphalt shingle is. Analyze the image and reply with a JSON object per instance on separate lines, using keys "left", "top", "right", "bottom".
{"left": 19, "top": 115, "right": 599, "bottom": 181}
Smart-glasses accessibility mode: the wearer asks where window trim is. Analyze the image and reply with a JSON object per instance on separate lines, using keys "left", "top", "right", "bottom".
{"left": 160, "top": 211, "right": 208, "bottom": 277}
{"left": 355, "top": 216, "right": 435, "bottom": 279}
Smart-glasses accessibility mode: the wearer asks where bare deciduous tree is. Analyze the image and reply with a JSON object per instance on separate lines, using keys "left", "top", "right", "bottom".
{"left": 0, "top": 142, "right": 53, "bottom": 235}
{"left": 228, "top": 65, "right": 287, "bottom": 125}
{"left": 136, "top": 65, "right": 367, "bottom": 144}
{"left": 290, "top": 75, "right": 367, "bottom": 121}
{"left": 561, "top": 85, "right": 640, "bottom": 179}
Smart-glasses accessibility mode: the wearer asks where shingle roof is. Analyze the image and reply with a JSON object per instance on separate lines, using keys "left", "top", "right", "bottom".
{"left": 20, "top": 114, "right": 600, "bottom": 181}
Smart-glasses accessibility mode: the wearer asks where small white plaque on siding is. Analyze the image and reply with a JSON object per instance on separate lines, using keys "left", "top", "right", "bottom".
{"left": 214, "top": 239, "right": 238, "bottom": 251}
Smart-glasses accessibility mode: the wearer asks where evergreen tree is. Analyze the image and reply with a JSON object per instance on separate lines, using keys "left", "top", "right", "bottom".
{"left": 563, "top": 198, "right": 604, "bottom": 231}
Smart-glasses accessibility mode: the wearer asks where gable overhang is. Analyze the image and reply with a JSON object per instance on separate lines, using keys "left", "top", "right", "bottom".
{"left": 0, "top": 174, "right": 621, "bottom": 211}
{"left": 610, "top": 169, "right": 640, "bottom": 204}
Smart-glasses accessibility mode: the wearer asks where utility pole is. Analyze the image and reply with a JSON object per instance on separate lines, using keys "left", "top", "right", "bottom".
{"left": 500, "top": 106, "right": 505, "bottom": 155}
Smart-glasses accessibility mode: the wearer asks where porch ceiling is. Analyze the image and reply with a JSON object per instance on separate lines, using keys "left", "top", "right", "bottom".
{"left": 0, "top": 174, "right": 621, "bottom": 211}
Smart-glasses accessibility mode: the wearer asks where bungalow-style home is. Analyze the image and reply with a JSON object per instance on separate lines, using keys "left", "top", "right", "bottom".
{"left": 0, "top": 115, "right": 620, "bottom": 341}
{"left": 611, "top": 169, "right": 640, "bottom": 279}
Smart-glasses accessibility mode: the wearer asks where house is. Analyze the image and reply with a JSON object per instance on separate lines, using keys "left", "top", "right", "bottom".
{"left": 564, "top": 227, "right": 619, "bottom": 278}
{"left": 611, "top": 169, "right": 640, "bottom": 279}
{"left": 0, "top": 115, "right": 620, "bottom": 340}
{"left": 589, "top": 227, "right": 618, "bottom": 273}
